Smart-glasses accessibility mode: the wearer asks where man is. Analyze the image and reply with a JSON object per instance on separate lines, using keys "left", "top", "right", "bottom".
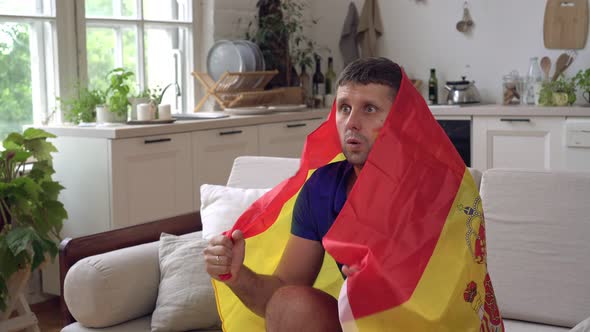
{"left": 204, "top": 57, "right": 402, "bottom": 331}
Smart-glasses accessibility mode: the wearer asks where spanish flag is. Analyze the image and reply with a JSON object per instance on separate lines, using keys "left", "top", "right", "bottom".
{"left": 212, "top": 70, "right": 503, "bottom": 331}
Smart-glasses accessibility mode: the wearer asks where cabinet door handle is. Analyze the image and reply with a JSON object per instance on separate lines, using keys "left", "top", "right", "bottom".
{"left": 144, "top": 138, "right": 172, "bottom": 144}
{"left": 219, "top": 130, "right": 243, "bottom": 136}
{"left": 286, "top": 123, "right": 307, "bottom": 128}
{"left": 500, "top": 118, "right": 531, "bottom": 122}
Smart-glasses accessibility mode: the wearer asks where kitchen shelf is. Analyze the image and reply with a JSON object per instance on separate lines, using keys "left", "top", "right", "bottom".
{"left": 192, "top": 70, "right": 281, "bottom": 111}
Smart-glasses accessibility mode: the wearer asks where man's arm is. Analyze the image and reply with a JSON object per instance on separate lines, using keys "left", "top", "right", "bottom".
{"left": 204, "top": 231, "right": 325, "bottom": 317}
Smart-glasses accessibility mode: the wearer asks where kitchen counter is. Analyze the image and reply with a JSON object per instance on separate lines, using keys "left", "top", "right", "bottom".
{"left": 429, "top": 104, "right": 590, "bottom": 117}
{"left": 43, "top": 109, "right": 331, "bottom": 139}
{"left": 42, "top": 105, "right": 590, "bottom": 139}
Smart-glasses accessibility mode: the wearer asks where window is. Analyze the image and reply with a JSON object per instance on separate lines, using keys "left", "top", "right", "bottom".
{"left": 0, "top": 0, "right": 201, "bottom": 140}
{"left": 82, "top": 0, "right": 194, "bottom": 113}
{"left": 0, "top": 0, "right": 57, "bottom": 139}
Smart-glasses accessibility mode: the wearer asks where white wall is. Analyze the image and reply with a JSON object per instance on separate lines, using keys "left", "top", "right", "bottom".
{"left": 310, "top": 0, "right": 590, "bottom": 104}
{"left": 213, "top": 0, "right": 259, "bottom": 40}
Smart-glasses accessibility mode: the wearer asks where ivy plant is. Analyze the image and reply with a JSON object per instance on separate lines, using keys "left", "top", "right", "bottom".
{"left": 0, "top": 128, "right": 67, "bottom": 311}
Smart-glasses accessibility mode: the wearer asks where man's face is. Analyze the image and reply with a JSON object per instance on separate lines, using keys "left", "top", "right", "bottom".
{"left": 335, "top": 83, "right": 396, "bottom": 168}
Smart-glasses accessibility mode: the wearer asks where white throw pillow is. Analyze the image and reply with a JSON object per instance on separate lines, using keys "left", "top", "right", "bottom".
{"left": 151, "top": 231, "right": 220, "bottom": 332}
{"left": 200, "top": 184, "right": 270, "bottom": 240}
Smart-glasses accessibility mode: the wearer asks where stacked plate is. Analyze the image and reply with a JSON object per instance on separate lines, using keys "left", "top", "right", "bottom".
{"left": 207, "top": 40, "right": 265, "bottom": 82}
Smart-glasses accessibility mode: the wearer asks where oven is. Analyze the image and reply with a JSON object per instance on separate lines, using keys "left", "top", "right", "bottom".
{"left": 437, "top": 117, "right": 471, "bottom": 167}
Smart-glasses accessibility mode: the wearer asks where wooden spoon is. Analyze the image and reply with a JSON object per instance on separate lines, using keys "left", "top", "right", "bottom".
{"left": 540, "top": 56, "right": 551, "bottom": 81}
{"left": 552, "top": 53, "right": 569, "bottom": 81}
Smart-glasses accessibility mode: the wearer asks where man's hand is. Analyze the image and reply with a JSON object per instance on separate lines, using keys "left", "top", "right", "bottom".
{"left": 342, "top": 265, "right": 359, "bottom": 278}
{"left": 203, "top": 230, "right": 245, "bottom": 284}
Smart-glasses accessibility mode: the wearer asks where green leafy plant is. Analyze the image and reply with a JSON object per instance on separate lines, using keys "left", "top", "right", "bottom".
{"left": 245, "top": 0, "right": 322, "bottom": 85}
{"left": 0, "top": 128, "right": 67, "bottom": 311}
{"left": 59, "top": 84, "right": 105, "bottom": 124}
{"left": 538, "top": 76, "right": 576, "bottom": 106}
{"left": 573, "top": 68, "right": 590, "bottom": 103}
{"left": 105, "top": 68, "right": 134, "bottom": 117}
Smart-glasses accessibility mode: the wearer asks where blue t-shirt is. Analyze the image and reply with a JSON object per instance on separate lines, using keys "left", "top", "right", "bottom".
{"left": 291, "top": 160, "right": 354, "bottom": 242}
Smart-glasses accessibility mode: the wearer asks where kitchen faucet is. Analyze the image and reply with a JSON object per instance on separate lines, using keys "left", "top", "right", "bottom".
{"left": 157, "top": 82, "right": 181, "bottom": 106}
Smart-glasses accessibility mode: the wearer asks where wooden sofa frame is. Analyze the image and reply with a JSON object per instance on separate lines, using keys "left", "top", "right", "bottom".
{"left": 58, "top": 212, "right": 202, "bottom": 326}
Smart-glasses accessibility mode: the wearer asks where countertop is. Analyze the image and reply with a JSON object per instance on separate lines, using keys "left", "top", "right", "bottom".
{"left": 42, "top": 105, "right": 590, "bottom": 139}
{"left": 43, "top": 109, "right": 331, "bottom": 139}
{"left": 429, "top": 104, "right": 590, "bottom": 117}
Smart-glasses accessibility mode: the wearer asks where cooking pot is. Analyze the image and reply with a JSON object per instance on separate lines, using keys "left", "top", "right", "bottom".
{"left": 444, "top": 76, "right": 481, "bottom": 104}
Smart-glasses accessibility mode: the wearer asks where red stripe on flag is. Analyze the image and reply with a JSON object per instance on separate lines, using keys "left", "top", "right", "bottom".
{"left": 323, "top": 71, "right": 467, "bottom": 318}
{"left": 228, "top": 103, "right": 342, "bottom": 238}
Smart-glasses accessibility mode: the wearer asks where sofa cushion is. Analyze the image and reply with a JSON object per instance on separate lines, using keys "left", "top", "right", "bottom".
{"left": 151, "top": 232, "right": 220, "bottom": 332}
{"left": 482, "top": 169, "right": 590, "bottom": 328}
{"left": 64, "top": 241, "right": 160, "bottom": 328}
{"left": 503, "top": 319, "right": 570, "bottom": 332}
{"left": 225, "top": 156, "right": 299, "bottom": 189}
{"left": 61, "top": 315, "right": 223, "bottom": 332}
{"left": 200, "top": 184, "right": 270, "bottom": 240}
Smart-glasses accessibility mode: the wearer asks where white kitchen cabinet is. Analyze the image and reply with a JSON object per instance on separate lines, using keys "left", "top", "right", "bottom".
{"left": 110, "top": 133, "right": 194, "bottom": 229}
{"left": 472, "top": 116, "right": 565, "bottom": 171}
{"left": 192, "top": 125, "right": 259, "bottom": 207}
{"left": 259, "top": 118, "right": 324, "bottom": 158}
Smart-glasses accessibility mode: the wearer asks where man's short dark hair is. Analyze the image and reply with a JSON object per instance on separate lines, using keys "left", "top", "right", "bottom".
{"left": 336, "top": 57, "right": 402, "bottom": 97}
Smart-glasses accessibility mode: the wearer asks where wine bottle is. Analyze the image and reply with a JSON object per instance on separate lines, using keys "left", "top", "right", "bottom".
{"left": 325, "top": 57, "right": 336, "bottom": 95}
{"left": 428, "top": 68, "right": 438, "bottom": 105}
{"left": 300, "top": 64, "right": 311, "bottom": 106}
{"left": 312, "top": 56, "right": 325, "bottom": 107}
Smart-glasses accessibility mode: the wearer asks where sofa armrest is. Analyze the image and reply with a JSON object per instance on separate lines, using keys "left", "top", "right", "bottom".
{"left": 59, "top": 212, "right": 202, "bottom": 326}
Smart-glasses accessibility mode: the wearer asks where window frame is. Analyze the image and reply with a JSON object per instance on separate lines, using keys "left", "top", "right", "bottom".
{"left": 1, "top": 0, "right": 208, "bottom": 129}
{"left": 0, "top": 2, "right": 59, "bottom": 125}
{"left": 76, "top": 0, "right": 199, "bottom": 115}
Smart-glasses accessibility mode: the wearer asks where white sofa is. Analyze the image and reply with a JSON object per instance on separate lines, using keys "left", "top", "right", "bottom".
{"left": 60, "top": 156, "right": 590, "bottom": 331}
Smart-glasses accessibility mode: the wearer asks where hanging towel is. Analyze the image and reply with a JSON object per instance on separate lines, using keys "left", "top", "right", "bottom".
{"left": 339, "top": 2, "right": 360, "bottom": 67}
{"left": 357, "top": 0, "right": 383, "bottom": 58}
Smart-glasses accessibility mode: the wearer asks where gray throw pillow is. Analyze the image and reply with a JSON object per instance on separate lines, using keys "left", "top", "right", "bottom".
{"left": 151, "top": 231, "right": 220, "bottom": 332}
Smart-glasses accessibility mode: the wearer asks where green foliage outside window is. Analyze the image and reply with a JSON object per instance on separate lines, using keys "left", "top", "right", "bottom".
{"left": 0, "top": 24, "right": 33, "bottom": 141}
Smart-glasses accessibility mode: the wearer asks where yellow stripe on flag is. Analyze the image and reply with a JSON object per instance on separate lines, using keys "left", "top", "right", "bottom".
{"left": 213, "top": 154, "right": 346, "bottom": 331}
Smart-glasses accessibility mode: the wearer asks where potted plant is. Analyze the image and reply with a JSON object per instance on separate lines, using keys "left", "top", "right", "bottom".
{"left": 538, "top": 76, "right": 577, "bottom": 106}
{"left": 99, "top": 68, "right": 134, "bottom": 123}
{"left": 0, "top": 128, "right": 67, "bottom": 315}
{"left": 246, "top": 0, "right": 320, "bottom": 88}
{"left": 59, "top": 84, "right": 105, "bottom": 124}
{"left": 573, "top": 68, "right": 590, "bottom": 105}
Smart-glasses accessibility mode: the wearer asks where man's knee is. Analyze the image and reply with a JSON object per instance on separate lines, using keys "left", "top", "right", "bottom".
{"left": 265, "top": 285, "right": 341, "bottom": 332}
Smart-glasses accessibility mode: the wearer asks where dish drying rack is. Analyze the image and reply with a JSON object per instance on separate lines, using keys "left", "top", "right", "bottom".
{"left": 193, "top": 70, "right": 282, "bottom": 112}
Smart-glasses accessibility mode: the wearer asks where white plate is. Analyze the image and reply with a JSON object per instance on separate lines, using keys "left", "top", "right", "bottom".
{"left": 242, "top": 40, "right": 265, "bottom": 71}
{"left": 267, "top": 104, "right": 308, "bottom": 112}
{"left": 233, "top": 40, "right": 257, "bottom": 72}
{"left": 207, "top": 40, "right": 243, "bottom": 81}
{"left": 224, "top": 107, "right": 274, "bottom": 115}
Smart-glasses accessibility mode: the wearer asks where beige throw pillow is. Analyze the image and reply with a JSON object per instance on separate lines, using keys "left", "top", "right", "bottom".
{"left": 151, "top": 231, "right": 220, "bottom": 332}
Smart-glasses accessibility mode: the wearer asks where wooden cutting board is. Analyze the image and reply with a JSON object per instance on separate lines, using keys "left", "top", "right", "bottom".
{"left": 544, "top": 0, "right": 588, "bottom": 49}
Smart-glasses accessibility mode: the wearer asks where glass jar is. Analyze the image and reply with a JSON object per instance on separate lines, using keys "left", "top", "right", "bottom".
{"left": 502, "top": 71, "right": 523, "bottom": 105}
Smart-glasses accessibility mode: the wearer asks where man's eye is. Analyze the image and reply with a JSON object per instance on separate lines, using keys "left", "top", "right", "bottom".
{"left": 340, "top": 105, "right": 351, "bottom": 113}
{"left": 366, "top": 106, "right": 377, "bottom": 113}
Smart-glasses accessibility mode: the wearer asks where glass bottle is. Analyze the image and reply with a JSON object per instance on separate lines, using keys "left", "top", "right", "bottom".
{"left": 312, "top": 56, "right": 325, "bottom": 107}
{"left": 428, "top": 68, "right": 438, "bottom": 105}
{"left": 526, "top": 57, "right": 543, "bottom": 105}
{"left": 299, "top": 64, "right": 311, "bottom": 107}
{"left": 325, "top": 57, "right": 336, "bottom": 95}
